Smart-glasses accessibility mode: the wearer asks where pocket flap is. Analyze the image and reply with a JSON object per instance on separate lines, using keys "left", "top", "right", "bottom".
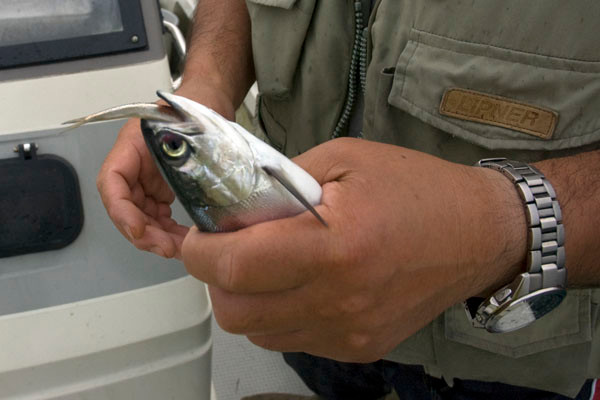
{"left": 247, "top": 0, "right": 297, "bottom": 9}
{"left": 388, "top": 29, "right": 600, "bottom": 151}
{"left": 247, "top": 0, "right": 316, "bottom": 96}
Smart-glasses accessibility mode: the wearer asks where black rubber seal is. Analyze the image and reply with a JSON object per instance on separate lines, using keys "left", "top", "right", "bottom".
{"left": 0, "top": 145, "right": 84, "bottom": 258}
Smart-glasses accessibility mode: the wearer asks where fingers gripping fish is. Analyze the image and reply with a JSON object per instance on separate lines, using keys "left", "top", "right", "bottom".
{"left": 64, "top": 91, "right": 326, "bottom": 232}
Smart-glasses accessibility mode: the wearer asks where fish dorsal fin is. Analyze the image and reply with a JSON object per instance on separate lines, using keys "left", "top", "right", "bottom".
{"left": 262, "top": 165, "right": 327, "bottom": 227}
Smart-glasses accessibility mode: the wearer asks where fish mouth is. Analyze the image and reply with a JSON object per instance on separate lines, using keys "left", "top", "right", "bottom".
{"left": 140, "top": 119, "right": 157, "bottom": 139}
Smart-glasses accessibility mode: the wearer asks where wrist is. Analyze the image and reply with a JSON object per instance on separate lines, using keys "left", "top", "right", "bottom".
{"left": 183, "top": 0, "right": 254, "bottom": 109}
{"left": 181, "top": 60, "right": 253, "bottom": 112}
{"left": 167, "top": 79, "right": 236, "bottom": 121}
{"left": 463, "top": 159, "right": 567, "bottom": 332}
{"left": 459, "top": 165, "right": 528, "bottom": 298}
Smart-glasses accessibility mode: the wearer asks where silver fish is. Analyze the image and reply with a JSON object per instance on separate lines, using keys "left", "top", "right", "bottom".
{"left": 64, "top": 91, "right": 325, "bottom": 232}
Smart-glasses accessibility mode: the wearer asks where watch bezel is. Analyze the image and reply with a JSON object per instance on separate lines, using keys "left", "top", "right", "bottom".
{"left": 482, "top": 287, "right": 566, "bottom": 333}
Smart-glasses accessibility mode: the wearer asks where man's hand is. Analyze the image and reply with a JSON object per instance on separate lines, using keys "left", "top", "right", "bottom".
{"left": 96, "top": 0, "right": 253, "bottom": 259}
{"left": 96, "top": 84, "right": 235, "bottom": 259}
{"left": 181, "top": 138, "right": 527, "bottom": 362}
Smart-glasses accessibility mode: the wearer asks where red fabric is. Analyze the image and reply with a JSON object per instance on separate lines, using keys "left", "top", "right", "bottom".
{"left": 593, "top": 379, "right": 600, "bottom": 400}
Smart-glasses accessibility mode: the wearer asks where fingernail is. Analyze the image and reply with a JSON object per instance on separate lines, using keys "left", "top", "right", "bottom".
{"left": 151, "top": 246, "right": 166, "bottom": 258}
{"left": 123, "top": 225, "right": 134, "bottom": 241}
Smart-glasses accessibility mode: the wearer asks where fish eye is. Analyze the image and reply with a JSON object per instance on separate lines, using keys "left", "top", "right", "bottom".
{"left": 160, "top": 133, "right": 189, "bottom": 159}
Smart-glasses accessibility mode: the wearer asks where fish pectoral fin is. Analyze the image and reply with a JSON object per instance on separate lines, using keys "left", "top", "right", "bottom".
{"left": 262, "top": 166, "right": 327, "bottom": 227}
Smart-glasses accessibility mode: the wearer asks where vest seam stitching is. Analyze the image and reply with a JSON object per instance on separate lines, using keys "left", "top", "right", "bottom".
{"left": 412, "top": 27, "right": 600, "bottom": 65}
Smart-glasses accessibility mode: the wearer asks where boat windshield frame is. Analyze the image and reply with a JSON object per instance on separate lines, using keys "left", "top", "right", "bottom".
{"left": 0, "top": 0, "right": 148, "bottom": 70}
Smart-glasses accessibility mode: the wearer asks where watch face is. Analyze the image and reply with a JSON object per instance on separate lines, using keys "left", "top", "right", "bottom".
{"left": 486, "top": 288, "right": 566, "bottom": 333}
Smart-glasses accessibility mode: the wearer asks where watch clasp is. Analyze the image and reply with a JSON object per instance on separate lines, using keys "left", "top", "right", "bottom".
{"left": 466, "top": 273, "right": 530, "bottom": 329}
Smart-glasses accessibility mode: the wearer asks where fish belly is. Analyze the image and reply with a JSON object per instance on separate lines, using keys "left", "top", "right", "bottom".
{"left": 190, "top": 185, "right": 307, "bottom": 232}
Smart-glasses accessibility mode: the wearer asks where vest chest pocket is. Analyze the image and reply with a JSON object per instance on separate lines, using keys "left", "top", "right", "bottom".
{"left": 386, "top": 28, "right": 600, "bottom": 152}
{"left": 444, "top": 291, "right": 593, "bottom": 358}
{"left": 436, "top": 290, "right": 596, "bottom": 396}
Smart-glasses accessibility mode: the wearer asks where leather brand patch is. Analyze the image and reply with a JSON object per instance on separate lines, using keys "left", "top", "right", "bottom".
{"left": 439, "top": 88, "right": 558, "bottom": 139}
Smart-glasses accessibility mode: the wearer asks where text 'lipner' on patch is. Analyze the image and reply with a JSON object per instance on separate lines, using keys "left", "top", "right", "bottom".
{"left": 439, "top": 88, "right": 558, "bottom": 140}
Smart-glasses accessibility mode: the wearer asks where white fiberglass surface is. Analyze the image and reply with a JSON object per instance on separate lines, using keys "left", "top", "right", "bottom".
{"left": 0, "top": 121, "right": 190, "bottom": 317}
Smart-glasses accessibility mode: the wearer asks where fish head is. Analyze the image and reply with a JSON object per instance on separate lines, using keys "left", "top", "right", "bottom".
{"left": 62, "top": 91, "right": 262, "bottom": 227}
{"left": 140, "top": 92, "right": 257, "bottom": 209}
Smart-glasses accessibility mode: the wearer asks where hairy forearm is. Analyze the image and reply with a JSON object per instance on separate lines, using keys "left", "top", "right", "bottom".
{"left": 534, "top": 150, "right": 600, "bottom": 288}
{"left": 451, "top": 149, "right": 600, "bottom": 299}
{"left": 181, "top": 0, "right": 255, "bottom": 108}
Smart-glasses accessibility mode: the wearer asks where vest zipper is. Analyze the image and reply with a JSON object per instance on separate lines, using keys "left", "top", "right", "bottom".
{"left": 331, "top": 1, "right": 368, "bottom": 139}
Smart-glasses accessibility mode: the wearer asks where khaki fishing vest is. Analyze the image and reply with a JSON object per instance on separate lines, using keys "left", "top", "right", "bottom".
{"left": 245, "top": 0, "right": 600, "bottom": 396}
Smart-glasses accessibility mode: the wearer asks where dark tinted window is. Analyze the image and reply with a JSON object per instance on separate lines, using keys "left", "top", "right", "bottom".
{"left": 0, "top": 0, "right": 147, "bottom": 69}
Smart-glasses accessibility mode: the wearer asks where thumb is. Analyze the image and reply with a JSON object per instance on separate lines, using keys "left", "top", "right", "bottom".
{"left": 291, "top": 138, "right": 357, "bottom": 185}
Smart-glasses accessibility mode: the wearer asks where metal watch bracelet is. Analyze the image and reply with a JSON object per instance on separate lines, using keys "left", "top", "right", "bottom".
{"left": 477, "top": 158, "right": 566, "bottom": 289}
{"left": 466, "top": 158, "right": 567, "bottom": 333}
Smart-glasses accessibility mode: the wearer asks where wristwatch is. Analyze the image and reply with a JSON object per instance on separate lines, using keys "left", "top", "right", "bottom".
{"left": 465, "top": 158, "right": 567, "bottom": 333}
